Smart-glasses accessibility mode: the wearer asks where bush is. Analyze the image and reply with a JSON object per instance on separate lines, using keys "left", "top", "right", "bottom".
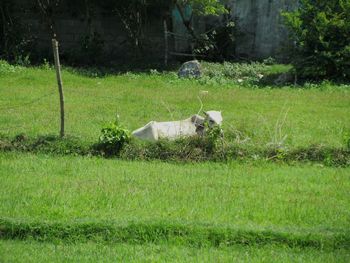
{"left": 201, "top": 61, "right": 266, "bottom": 84}
{"left": 0, "top": 60, "right": 17, "bottom": 74}
{"left": 95, "top": 119, "right": 131, "bottom": 156}
{"left": 283, "top": 0, "right": 350, "bottom": 80}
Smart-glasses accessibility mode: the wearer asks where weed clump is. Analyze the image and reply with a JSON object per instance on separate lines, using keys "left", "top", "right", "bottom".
{"left": 93, "top": 119, "right": 131, "bottom": 157}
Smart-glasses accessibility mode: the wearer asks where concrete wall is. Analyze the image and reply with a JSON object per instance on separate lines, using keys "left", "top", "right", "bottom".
{"left": 228, "top": 0, "right": 298, "bottom": 59}
{"left": 12, "top": 0, "right": 298, "bottom": 63}
{"left": 14, "top": 0, "right": 167, "bottom": 63}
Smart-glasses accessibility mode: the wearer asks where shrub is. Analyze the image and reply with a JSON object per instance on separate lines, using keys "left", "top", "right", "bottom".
{"left": 201, "top": 61, "right": 266, "bottom": 84}
{"left": 0, "top": 60, "right": 17, "bottom": 74}
{"left": 95, "top": 119, "right": 131, "bottom": 156}
{"left": 283, "top": 0, "right": 350, "bottom": 80}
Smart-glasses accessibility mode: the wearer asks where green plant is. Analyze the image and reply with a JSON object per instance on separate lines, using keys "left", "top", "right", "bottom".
{"left": 14, "top": 53, "right": 31, "bottom": 67}
{"left": 282, "top": 0, "right": 350, "bottom": 80}
{"left": 80, "top": 31, "right": 105, "bottom": 65}
{"left": 200, "top": 61, "right": 267, "bottom": 84}
{"left": 194, "top": 20, "right": 236, "bottom": 61}
{"left": 0, "top": 60, "right": 17, "bottom": 74}
{"left": 343, "top": 130, "right": 350, "bottom": 149}
{"left": 0, "top": 0, "right": 36, "bottom": 64}
{"left": 204, "top": 121, "right": 223, "bottom": 150}
{"left": 96, "top": 117, "right": 131, "bottom": 156}
{"left": 263, "top": 57, "right": 277, "bottom": 66}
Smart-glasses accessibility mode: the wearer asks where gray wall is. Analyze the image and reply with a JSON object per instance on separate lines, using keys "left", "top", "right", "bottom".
{"left": 14, "top": 0, "right": 166, "bottom": 63}
{"left": 228, "top": 0, "right": 298, "bottom": 59}
{"left": 13, "top": 0, "right": 298, "bottom": 62}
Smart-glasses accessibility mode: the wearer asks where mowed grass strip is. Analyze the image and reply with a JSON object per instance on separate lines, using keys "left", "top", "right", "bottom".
{"left": 0, "top": 153, "right": 349, "bottom": 244}
{"left": 0, "top": 67, "right": 349, "bottom": 147}
{"left": 1, "top": 240, "right": 349, "bottom": 263}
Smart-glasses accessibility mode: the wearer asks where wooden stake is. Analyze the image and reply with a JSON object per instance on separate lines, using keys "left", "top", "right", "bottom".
{"left": 52, "top": 39, "right": 65, "bottom": 138}
{"left": 163, "top": 20, "right": 168, "bottom": 67}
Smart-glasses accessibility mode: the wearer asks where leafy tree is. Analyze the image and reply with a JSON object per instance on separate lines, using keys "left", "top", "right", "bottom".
{"left": 173, "top": 0, "right": 228, "bottom": 38}
{"left": 0, "top": 0, "right": 37, "bottom": 63}
{"left": 283, "top": 0, "right": 350, "bottom": 80}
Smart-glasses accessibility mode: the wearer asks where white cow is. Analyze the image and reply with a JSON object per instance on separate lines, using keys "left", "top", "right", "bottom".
{"left": 132, "top": 111, "right": 223, "bottom": 142}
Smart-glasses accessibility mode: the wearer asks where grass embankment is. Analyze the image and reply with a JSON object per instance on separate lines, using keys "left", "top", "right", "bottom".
{"left": 0, "top": 153, "right": 349, "bottom": 249}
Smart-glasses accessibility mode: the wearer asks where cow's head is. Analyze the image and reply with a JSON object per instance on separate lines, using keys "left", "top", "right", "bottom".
{"left": 204, "top": 111, "right": 223, "bottom": 126}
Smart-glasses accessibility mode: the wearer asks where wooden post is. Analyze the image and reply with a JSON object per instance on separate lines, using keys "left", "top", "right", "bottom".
{"left": 52, "top": 39, "right": 65, "bottom": 138}
{"left": 163, "top": 20, "right": 168, "bottom": 67}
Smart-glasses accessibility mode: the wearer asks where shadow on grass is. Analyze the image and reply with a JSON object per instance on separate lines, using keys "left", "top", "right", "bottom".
{"left": 63, "top": 60, "right": 182, "bottom": 78}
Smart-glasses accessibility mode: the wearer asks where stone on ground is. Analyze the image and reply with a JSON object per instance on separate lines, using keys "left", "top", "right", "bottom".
{"left": 178, "top": 60, "right": 202, "bottom": 78}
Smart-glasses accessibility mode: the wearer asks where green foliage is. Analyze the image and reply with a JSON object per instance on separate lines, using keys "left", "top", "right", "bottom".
{"left": 283, "top": 0, "right": 350, "bottom": 80}
{"left": 96, "top": 118, "right": 131, "bottom": 156}
{"left": 200, "top": 61, "right": 269, "bottom": 84}
{"left": 203, "top": 120, "right": 223, "bottom": 152}
{"left": 0, "top": 0, "right": 36, "bottom": 64}
{"left": 79, "top": 32, "right": 105, "bottom": 65}
{"left": 176, "top": 0, "right": 228, "bottom": 16}
{"left": 194, "top": 19, "right": 236, "bottom": 61}
{"left": 343, "top": 130, "right": 350, "bottom": 149}
{"left": 0, "top": 60, "right": 17, "bottom": 74}
{"left": 263, "top": 57, "right": 277, "bottom": 66}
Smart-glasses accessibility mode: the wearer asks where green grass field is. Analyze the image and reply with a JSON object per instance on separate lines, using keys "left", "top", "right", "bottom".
{"left": 0, "top": 63, "right": 349, "bottom": 261}
{"left": 0, "top": 65, "right": 349, "bottom": 147}
{"left": 1, "top": 240, "right": 349, "bottom": 263}
{"left": 1, "top": 153, "right": 349, "bottom": 231}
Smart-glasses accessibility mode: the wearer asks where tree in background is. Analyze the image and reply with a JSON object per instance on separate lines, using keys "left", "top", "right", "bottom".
{"left": 0, "top": 0, "right": 35, "bottom": 64}
{"left": 173, "top": 0, "right": 235, "bottom": 61}
{"left": 98, "top": 0, "right": 168, "bottom": 55}
{"left": 173, "top": 0, "right": 228, "bottom": 39}
{"left": 36, "top": 0, "right": 61, "bottom": 39}
{"left": 283, "top": 0, "right": 350, "bottom": 80}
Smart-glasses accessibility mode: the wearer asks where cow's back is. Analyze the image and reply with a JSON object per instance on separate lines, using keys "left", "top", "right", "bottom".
{"left": 132, "top": 121, "right": 158, "bottom": 141}
{"left": 156, "top": 119, "right": 196, "bottom": 139}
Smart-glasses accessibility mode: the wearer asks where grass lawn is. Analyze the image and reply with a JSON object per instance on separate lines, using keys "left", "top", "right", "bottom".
{"left": 0, "top": 153, "right": 349, "bottom": 247}
{"left": 1, "top": 240, "right": 349, "bottom": 263}
{"left": 0, "top": 66, "right": 349, "bottom": 148}
{"left": 0, "top": 63, "right": 349, "bottom": 260}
